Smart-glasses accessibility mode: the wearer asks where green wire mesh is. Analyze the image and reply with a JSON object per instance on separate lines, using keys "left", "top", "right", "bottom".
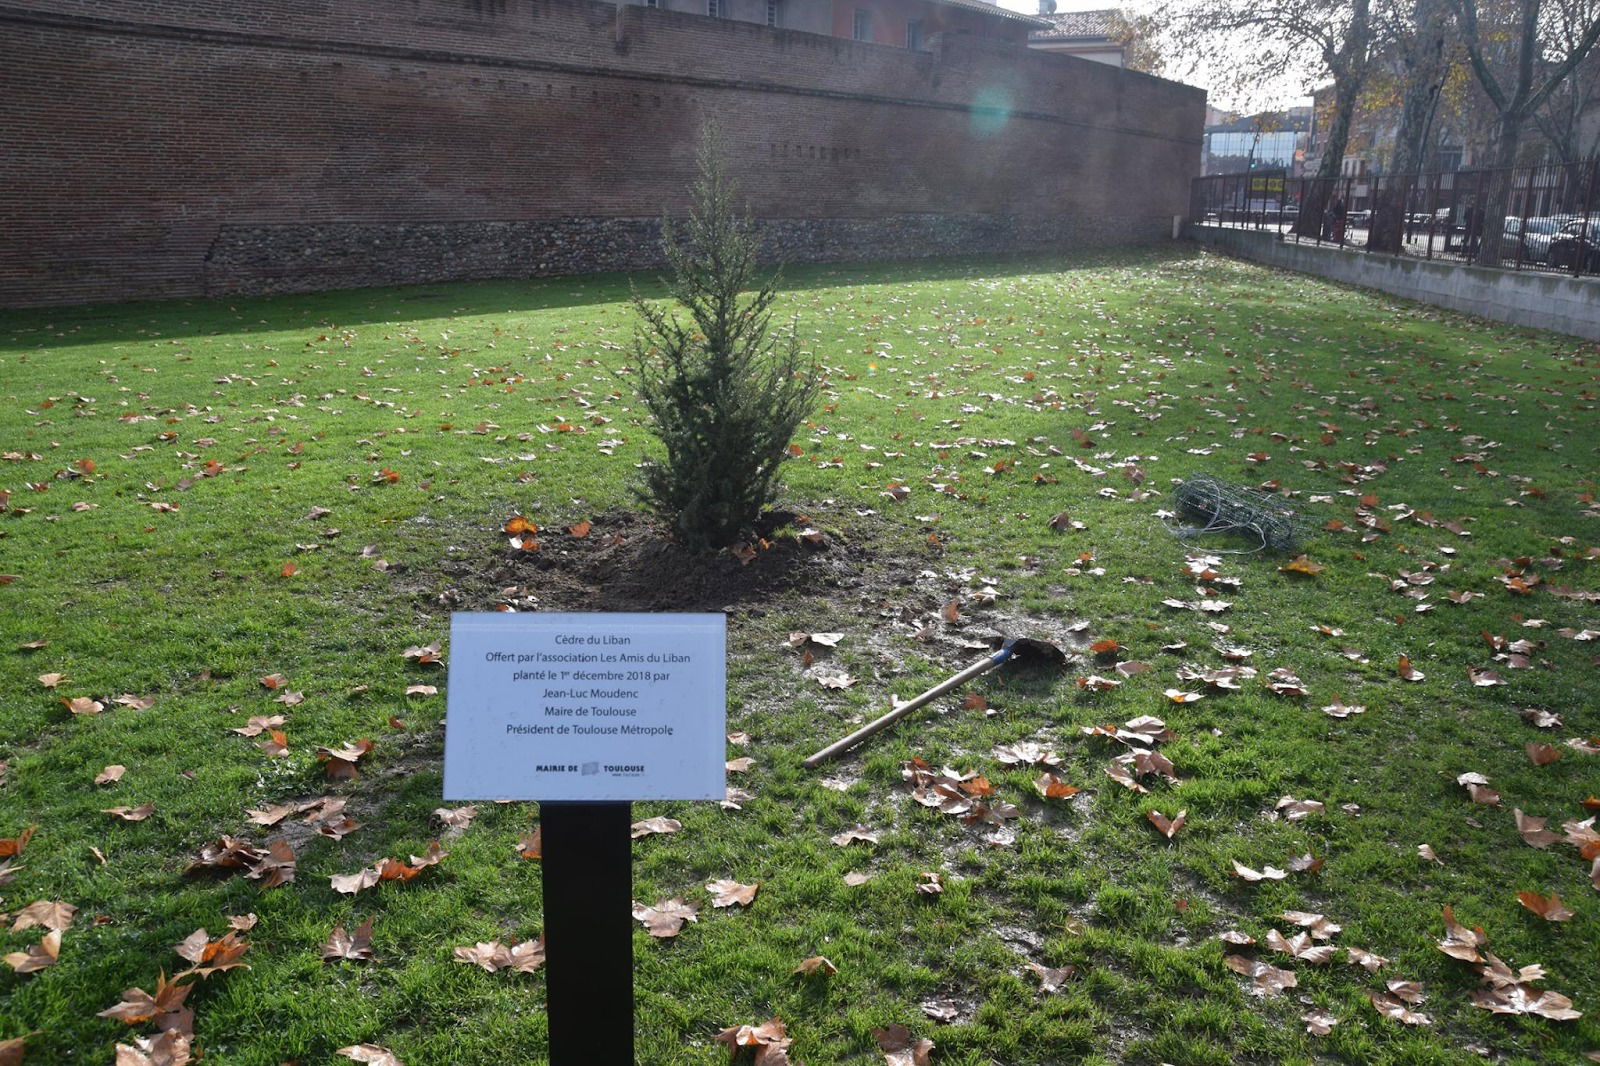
{"left": 1168, "top": 474, "right": 1309, "bottom": 553}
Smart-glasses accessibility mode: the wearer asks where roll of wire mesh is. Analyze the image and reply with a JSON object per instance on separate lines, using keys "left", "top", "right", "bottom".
{"left": 1168, "top": 474, "right": 1307, "bottom": 553}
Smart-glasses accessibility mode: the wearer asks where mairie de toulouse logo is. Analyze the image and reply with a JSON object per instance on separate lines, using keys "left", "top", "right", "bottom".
{"left": 540, "top": 761, "right": 643, "bottom": 776}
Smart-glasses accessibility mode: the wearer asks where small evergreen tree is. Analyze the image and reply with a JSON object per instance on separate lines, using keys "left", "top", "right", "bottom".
{"left": 628, "top": 126, "right": 821, "bottom": 553}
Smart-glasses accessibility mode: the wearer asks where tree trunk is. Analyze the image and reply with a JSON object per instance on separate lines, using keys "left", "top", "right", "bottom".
{"left": 1370, "top": 0, "right": 1451, "bottom": 252}
{"left": 1473, "top": 113, "right": 1523, "bottom": 266}
{"left": 1294, "top": 83, "right": 1361, "bottom": 240}
{"left": 1292, "top": 0, "right": 1371, "bottom": 241}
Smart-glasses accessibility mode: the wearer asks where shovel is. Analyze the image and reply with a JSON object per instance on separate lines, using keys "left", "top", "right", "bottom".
{"left": 802, "top": 636, "right": 1063, "bottom": 768}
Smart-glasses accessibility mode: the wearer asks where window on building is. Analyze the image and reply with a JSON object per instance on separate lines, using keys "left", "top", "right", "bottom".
{"left": 852, "top": 8, "right": 872, "bottom": 41}
{"left": 766, "top": 0, "right": 781, "bottom": 25}
{"left": 708, "top": 0, "right": 727, "bottom": 17}
{"left": 905, "top": 18, "right": 922, "bottom": 49}
{"left": 644, "top": 0, "right": 660, "bottom": 7}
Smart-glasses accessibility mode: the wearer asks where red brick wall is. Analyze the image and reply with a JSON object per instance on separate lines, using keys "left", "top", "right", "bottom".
{"left": 0, "top": 0, "right": 1204, "bottom": 306}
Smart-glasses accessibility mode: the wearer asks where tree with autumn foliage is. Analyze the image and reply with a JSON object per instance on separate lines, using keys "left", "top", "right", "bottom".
{"left": 627, "top": 124, "right": 822, "bottom": 554}
{"left": 1445, "top": 0, "right": 1600, "bottom": 265}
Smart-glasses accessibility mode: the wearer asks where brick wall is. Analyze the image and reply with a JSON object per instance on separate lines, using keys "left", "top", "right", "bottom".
{"left": 0, "top": 0, "right": 1204, "bottom": 306}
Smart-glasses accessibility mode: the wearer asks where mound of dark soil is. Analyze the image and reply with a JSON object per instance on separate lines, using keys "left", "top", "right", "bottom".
{"left": 486, "top": 507, "right": 871, "bottom": 613}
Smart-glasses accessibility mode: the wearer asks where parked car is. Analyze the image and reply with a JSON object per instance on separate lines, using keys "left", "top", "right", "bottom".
{"left": 1548, "top": 219, "right": 1600, "bottom": 271}
{"left": 1347, "top": 209, "right": 1373, "bottom": 228}
{"left": 1499, "top": 216, "right": 1565, "bottom": 263}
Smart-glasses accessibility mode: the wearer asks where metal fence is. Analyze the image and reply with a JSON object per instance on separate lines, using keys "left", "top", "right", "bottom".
{"left": 1190, "top": 161, "right": 1600, "bottom": 279}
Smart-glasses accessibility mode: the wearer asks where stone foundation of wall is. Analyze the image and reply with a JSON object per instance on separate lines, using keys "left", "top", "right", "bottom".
{"left": 202, "top": 213, "right": 1167, "bottom": 295}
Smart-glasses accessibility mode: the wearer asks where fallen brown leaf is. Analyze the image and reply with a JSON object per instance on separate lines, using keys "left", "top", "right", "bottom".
{"left": 1515, "top": 808, "right": 1563, "bottom": 849}
{"left": 1223, "top": 953, "right": 1297, "bottom": 996}
{"left": 1516, "top": 890, "right": 1574, "bottom": 922}
{"left": 794, "top": 955, "right": 837, "bottom": 976}
{"left": 3, "top": 929, "right": 60, "bottom": 974}
{"left": 873, "top": 1023, "right": 934, "bottom": 1066}
{"left": 632, "top": 897, "right": 698, "bottom": 938}
{"left": 11, "top": 900, "right": 77, "bottom": 933}
{"left": 630, "top": 816, "right": 681, "bottom": 839}
{"left": 1438, "top": 906, "right": 1485, "bottom": 963}
{"left": 1147, "top": 809, "right": 1186, "bottom": 839}
{"left": 322, "top": 919, "right": 375, "bottom": 962}
{"left": 707, "top": 879, "right": 759, "bottom": 908}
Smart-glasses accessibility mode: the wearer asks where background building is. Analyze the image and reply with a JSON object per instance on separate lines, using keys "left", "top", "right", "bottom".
{"left": 1201, "top": 106, "right": 1312, "bottom": 176}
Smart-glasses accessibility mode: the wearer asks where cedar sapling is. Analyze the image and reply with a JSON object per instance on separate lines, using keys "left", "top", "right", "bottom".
{"left": 627, "top": 125, "right": 822, "bottom": 553}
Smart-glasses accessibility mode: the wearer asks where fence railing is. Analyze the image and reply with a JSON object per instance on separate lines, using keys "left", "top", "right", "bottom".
{"left": 1190, "top": 160, "right": 1600, "bottom": 279}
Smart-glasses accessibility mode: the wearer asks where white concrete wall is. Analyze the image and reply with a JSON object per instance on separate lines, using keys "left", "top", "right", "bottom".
{"left": 1190, "top": 225, "right": 1600, "bottom": 343}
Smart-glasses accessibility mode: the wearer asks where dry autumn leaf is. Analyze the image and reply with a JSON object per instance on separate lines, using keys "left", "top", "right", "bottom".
{"left": 1275, "top": 796, "right": 1325, "bottom": 820}
{"left": 231, "top": 715, "right": 286, "bottom": 737}
{"left": 1456, "top": 772, "right": 1501, "bottom": 806}
{"left": 452, "top": 936, "right": 545, "bottom": 974}
{"left": 174, "top": 928, "right": 250, "bottom": 978}
{"left": 338, "top": 1046, "right": 404, "bottom": 1066}
{"left": 1033, "top": 773, "right": 1082, "bottom": 800}
{"left": 245, "top": 838, "right": 297, "bottom": 889}
{"left": 102, "top": 803, "right": 155, "bottom": 822}
{"left": 794, "top": 955, "right": 837, "bottom": 976}
{"left": 323, "top": 919, "right": 376, "bottom": 962}
{"left": 97, "top": 973, "right": 193, "bottom": 1025}
{"left": 1223, "top": 954, "right": 1297, "bottom": 996}
{"left": 11, "top": 900, "right": 76, "bottom": 933}
{"left": 873, "top": 1023, "right": 934, "bottom": 1066}
{"left": 1438, "top": 906, "right": 1485, "bottom": 963}
{"left": 4, "top": 929, "right": 60, "bottom": 974}
{"left": 317, "top": 738, "right": 374, "bottom": 780}
{"left": 831, "top": 826, "right": 880, "bottom": 846}
{"left": 1230, "top": 860, "right": 1288, "bottom": 882}
{"left": 433, "top": 806, "right": 478, "bottom": 833}
{"left": 95, "top": 764, "right": 126, "bottom": 786}
{"left": 1281, "top": 910, "right": 1341, "bottom": 939}
{"left": 1514, "top": 888, "right": 1574, "bottom": 921}
{"left": 1515, "top": 808, "right": 1563, "bottom": 849}
{"left": 1147, "top": 809, "right": 1186, "bottom": 839}
{"left": 1026, "top": 961, "right": 1076, "bottom": 992}
{"left": 402, "top": 640, "right": 443, "bottom": 665}
{"left": 632, "top": 897, "right": 698, "bottom": 938}
{"left": 1347, "top": 946, "right": 1389, "bottom": 972}
{"left": 630, "top": 816, "right": 681, "bottom": 839}
{"left": 707, "top": 879, "right": 759, "bottom": 908}
{"left": 713, "top": 1018, "right": 791, "bottom": 1063}
{"left": 1526, "top": 742, "right": 1562, "bottom": 766}
{"left": 0, "top": 827, "right": 35, "bottom": 859}
{"left": 1266, "top": 928, "right": 1338, "bottom": 964}
{"left": 113, "top": 1031, "right": 192, "bottom": 1066}
{"left": 1279, "top": 554, "right": 1324, "bottom": 576}
{"left": 517, "top": 825, "right": 542, "bottom": 860}
{"left": 1369, "top": 989, "right": 1432, "bottom": 1026}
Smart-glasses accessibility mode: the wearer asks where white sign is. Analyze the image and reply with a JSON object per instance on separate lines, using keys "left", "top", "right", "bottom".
{"left": 442, "top": 612, "right": 726, "bottom": 801}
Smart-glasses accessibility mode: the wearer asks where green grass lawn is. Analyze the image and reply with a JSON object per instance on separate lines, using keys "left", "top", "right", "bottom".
{"left": 2, "top": 245, "right": 1599, "bottom": 1065}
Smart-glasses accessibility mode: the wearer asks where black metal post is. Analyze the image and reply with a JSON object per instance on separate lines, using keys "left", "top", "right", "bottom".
{"left": 541, "top": 801, "right": 634, "bottom": 1064}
